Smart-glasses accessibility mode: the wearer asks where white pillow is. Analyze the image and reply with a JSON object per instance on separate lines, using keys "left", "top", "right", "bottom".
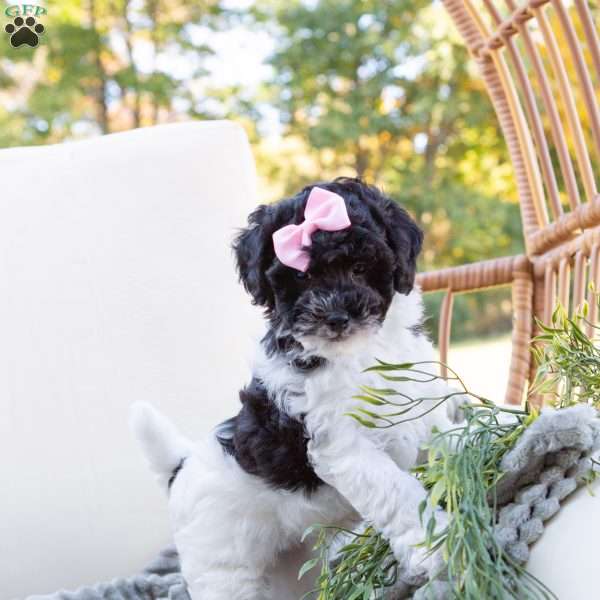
{"left": 0, "top": 121, "right": 263, "bottom": 598}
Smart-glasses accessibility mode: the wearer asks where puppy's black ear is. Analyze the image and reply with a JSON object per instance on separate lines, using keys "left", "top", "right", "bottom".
{"left": 382, "top": 199, "right": 424, "bottom": 295}
{"left": 233, "top": 205, "right": 276, "bottom": 307}
{"left": 332, "top": 179, "right": 424, "bottom": 295}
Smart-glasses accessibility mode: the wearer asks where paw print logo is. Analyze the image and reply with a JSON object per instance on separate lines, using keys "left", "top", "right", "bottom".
{"left": 5, "top": 16, "right": 45, "bottom": 48}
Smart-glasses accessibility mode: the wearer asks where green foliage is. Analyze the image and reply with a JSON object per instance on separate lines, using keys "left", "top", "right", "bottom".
{"left": 0, "top": 0, "right": 223, "bottom": 143}
{"left": 415, "top": 404, "right": 553, "bottom": 600}
{"left": 347, "top": 360, "right": 478, "bottom": 429}
{"left": 532, "top": 301, "right": 600, "bottom": 408}
{"left": 259, "top": 0, "right": 428, "bottom": 177}
{"left": 300, "top": 524, "right": 398, "bottom": 600}
{"left": 303, "top": 300, "right": 600, "bottom": 598}
{"left": 303, "top": 361, "right": 560, "bottom": 600}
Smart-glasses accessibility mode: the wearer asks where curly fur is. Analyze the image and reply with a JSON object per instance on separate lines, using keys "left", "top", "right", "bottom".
{"left": 131, "top": 178, "right": 463, "bottom": 599}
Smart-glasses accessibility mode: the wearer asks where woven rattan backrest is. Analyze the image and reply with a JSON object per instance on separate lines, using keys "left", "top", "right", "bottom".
{"left": 419, "top": 0, "right": 600, "bottom": 404}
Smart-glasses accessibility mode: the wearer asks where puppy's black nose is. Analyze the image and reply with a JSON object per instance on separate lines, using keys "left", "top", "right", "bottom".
{"left": 326, "top": 313, "right": 350, "bottom": 332}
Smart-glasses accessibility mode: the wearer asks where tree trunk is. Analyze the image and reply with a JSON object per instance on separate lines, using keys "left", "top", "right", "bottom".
{"left": 355, "top": 144, "right": 368, "bottom": 180}
{"left": 89, "top": 0, "right": 109, "bottom": 133}
{"left": 122, "top": 0, "right": 141, "bottom": 128}
{"left": 148, "top": 0, "right": 161, "bottom": 125}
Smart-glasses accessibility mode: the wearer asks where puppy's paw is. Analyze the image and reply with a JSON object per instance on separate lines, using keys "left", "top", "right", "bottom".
{"left": 392, "top": 540, "right": 440, "bottom": 587}
{"left": 391, "top": 512, "right": 448, "bottom": 586}
{"left": 445, "top": 390, "right": 470, "bottom": 424}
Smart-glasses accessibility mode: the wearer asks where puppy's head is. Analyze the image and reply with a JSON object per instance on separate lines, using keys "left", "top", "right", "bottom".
{"left": 233, "top": 178, "right": 423, "bottom": 354}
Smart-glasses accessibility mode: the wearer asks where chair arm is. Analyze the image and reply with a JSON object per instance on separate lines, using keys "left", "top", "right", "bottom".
{"left": 416, "top": 255, "right": 533, "bottom": 405}
{"left": 416, "top": 254, "right": 531, "bottom": 294}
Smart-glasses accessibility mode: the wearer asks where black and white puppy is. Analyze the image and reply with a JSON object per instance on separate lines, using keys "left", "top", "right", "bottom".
{"left": 131, "top": 178, "right": 461, "bottom": 600}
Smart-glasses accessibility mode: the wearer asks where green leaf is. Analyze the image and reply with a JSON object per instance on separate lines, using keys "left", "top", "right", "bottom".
{"left": 356, "top": 407, "right": 383, "bottom": 419}
{"left": 346, "top": 588, "right": 364, "bottom": 600}
{"left": 345, "top": 413, "right": 377, "bottom": 428}
{"left": 301, "top": 524, "right": 320, "bottom": 542}
{"left": 298, "top": 557, "right": 320, "bottom": 580}
{"left": 365, "top": 361, "right": 416, "bottom": 372}
{"left": 352, "top": 394, "right": 387, "bottom": 406}
{"left": 430, "top": 478, "right": 446, "bottom": 507}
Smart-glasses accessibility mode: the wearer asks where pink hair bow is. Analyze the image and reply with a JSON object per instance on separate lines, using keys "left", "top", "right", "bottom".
{"left": 272, "top": 187, "right": 351, "bottom": 272}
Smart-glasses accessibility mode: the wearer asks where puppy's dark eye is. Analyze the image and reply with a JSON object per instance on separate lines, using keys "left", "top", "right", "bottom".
{"left": 296, "top": 271, "right": 311, "bottom": 281}
{"left": 353, "top": 263, "right": 367, "bottom": 275}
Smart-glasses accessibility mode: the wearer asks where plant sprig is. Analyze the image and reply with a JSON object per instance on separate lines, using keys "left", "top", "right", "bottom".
{"left": 532, "top": 302, "right": 600, "bottom": 408}
{"left": 346, "top": 359, "right": 512, "bottom": 430}
{"left": 300, "top": 524, "right": 398, "bottom": 600}
{"left": 302, "top": 300, "right": 599, "bottom": 600}
{"left": 415, "top": 403, "right": 556, "bottom": 600}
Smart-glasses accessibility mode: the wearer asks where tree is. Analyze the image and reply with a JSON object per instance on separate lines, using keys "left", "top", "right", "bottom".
{"left": 0, "top": 0, "right": 223, "bottom": 144}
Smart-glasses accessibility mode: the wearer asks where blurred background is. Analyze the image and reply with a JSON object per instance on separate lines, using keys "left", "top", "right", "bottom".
{"left": 1, "top": 0, "right": 532, "bottom": 395}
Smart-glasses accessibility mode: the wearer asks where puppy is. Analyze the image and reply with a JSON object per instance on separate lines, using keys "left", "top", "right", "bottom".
{"left": 131, "top": 178, "right": 462, "bottom": 600}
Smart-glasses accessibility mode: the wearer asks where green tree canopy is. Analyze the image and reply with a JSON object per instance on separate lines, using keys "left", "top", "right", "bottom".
{"left": 0, "top": 0, "right": 223, "bottom": 144}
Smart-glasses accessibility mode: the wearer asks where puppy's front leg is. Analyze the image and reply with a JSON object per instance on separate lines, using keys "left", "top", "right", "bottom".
{"left": 307, "top": 425, "right": 445, "bottom": 583}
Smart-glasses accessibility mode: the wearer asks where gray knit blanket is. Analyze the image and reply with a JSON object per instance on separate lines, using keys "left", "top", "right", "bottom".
{"left": 27, "top": 405, "right": 600, "bottom": 600}
{"left": 27, "top": 546, "right": 189, "bottom": 600}
{"left": 408, "top": 404, "right": 600, "bottom": 600}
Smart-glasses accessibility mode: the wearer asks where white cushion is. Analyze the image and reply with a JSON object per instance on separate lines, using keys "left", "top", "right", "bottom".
{"left": 0, "top": 121, "right": 263, "bottom": 598}
{"left": 528, "top": 477, "right": 600, "bottom": 599}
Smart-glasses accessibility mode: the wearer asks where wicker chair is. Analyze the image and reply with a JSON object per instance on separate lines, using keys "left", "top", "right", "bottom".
{"left": 416, "top": 0, "right": 600, "bottom": 405}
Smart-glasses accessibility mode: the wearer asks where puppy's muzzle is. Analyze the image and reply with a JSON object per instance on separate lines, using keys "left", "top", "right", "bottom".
{"left": 326, "top": 312, "right": 350, "bottom": 334}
